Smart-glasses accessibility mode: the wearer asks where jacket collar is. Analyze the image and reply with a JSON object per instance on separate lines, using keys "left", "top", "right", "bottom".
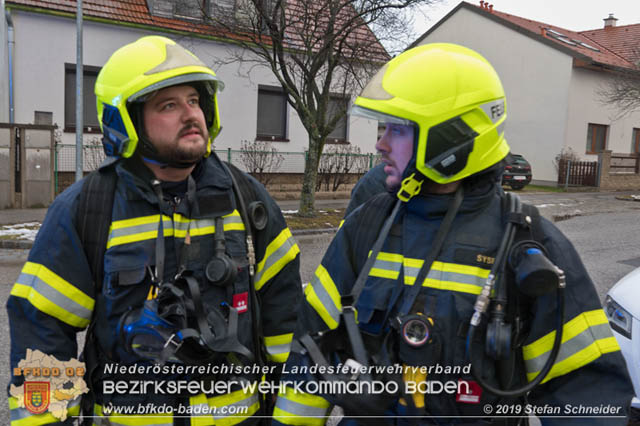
{"left": 115, "top": 153, "right": 233, "bottom": 205}
{"left": 405, "top": 180, "right": 499, "bottom": 219}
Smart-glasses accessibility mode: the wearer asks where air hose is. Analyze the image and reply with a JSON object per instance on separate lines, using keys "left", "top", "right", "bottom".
{"left": 465, "top": 193, "right": 566, "bottom": 397}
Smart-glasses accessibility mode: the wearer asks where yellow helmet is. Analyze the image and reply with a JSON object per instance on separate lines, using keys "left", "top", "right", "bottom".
{"left": 95, "top": 36, "right": 224, "bottom": 159}
{"left": 352, "top": 43, "right": 509, "bottom": 199}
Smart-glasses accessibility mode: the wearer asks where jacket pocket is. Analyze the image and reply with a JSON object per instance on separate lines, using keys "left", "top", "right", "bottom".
{"left": 355, "top": 277, "right": 396, "bottom": 335}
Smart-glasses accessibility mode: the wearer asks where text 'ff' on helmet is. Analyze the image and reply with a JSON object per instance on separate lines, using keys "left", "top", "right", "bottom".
{"left": 95, "top": 35, "right": 224, "bottom": 159}
{"left": 351, "top": 43, "right": 510, "bottom": 200}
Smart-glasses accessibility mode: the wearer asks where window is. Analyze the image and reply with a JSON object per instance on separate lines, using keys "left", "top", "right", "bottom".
{"left": 256, "top": 86, "right": 288, "bottom": 141}
{"left": 586, "top": 123, "right": 608, "bottom": 154}
{"left": 149, "top": 0, "right": 208, "bottom": 19}
{"left": 64, "top": 64, "right": 101, "bottom": 132}
{"left": 326, "top": 96, "right": 348, "bottom": 143}
{"left": 632, "top": 128, "right": 640, "bottom": 155}
{"left": 175, "top": 0, "right": 204, "bottom": 20}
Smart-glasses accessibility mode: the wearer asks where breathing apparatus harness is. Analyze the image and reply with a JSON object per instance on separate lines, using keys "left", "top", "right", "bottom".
{"left": 466, "top": 192, "right": 566, "bottom": 396}
{"left": 76, "top": 160, "right": 270, "bottom": 423}
{"left": 297, "top": 186, "right": 464, "bottom": 419}
{"left": 116, "top": 163, "right": 269, "bottom": 366}
{"left": 297, "top": 180, "right": 566, "bottom": 420}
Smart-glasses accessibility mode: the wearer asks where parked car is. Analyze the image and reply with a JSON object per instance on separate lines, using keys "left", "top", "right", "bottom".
{"left": 502, "top": 154, "right": 532, "bottom": 190}
{"left": 606, "top": 268, "right": 640, "bottom": 411}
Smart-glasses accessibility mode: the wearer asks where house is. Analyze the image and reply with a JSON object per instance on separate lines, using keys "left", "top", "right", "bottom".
{"left": 412, "top": 1, "right": 640, "bottom": 184}
{"left": 0, "top": 0, "right": 382, "bottom": 180}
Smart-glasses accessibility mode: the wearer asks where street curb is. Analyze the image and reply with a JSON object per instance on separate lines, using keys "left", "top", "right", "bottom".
{"left": 291, "top": 228, "right": 338, "bottom": 236}
{"left": 1, "top": 228, "right": 339, "bottom": 250}
{"left": 0, "top": 240, "right": 34, "bottom": 250}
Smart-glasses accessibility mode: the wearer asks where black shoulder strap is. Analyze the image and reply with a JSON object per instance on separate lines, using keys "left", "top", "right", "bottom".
{"left": 520, "top": 202, "right": 543, "bottom": 243}
{"left": 76, "top": 165, "right": 118, "bottom": 292}
{"left": 351, "top": 192, "right": 396, "bottom": 271}
{"left": 223, "top": 161, "right": 259, "bottom": 224}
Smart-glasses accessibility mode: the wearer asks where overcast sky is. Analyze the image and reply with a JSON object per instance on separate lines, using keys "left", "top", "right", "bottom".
{"left": 414, "top": 0, "right": 640, "bottom": 36}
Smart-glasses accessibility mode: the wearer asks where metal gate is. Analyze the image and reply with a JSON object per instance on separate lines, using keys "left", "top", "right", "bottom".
{"left": 557, "top": 158, "right": 598, "bottom": 187}
{"left": 0, "top": 123, "right": 55, "bottom": 208}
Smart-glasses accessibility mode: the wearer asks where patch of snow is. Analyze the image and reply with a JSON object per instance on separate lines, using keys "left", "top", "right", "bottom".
{"left": 0, "top": 222, "right": 41, "bottom": 241}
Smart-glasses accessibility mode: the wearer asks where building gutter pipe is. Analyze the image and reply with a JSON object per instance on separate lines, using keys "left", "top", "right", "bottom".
{"left": 6, "top": 7, "right": 14, "bottom": 123}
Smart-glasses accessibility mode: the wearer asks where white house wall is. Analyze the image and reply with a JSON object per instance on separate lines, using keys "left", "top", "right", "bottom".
{"left": 417, "top": 7, "right": 575, "bottom": 183}
{"left": 8, "top": 9, "right": 377, "bottom": 173}
{"left": 566, "top": 67, "right": 640, "bottom": 159}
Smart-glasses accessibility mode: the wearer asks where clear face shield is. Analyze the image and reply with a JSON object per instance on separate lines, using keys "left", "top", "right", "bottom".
{"left": 350, "top": 105, "right": 415, "bottom": 128}
{"left": 351, "top": 105, "right": 419, "bottom": 193}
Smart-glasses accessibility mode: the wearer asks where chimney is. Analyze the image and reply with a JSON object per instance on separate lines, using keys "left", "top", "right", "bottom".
{"left": 604, "top": 13, "right": 618, "bottom": 28}
{"left": 488, "top": 4, "right": 493, "bottom": 12}
{"left": 479, "top": 1, "right": 485, "bottom": 9}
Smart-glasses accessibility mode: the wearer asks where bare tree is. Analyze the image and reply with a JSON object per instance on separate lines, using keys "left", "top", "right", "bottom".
{"left": 553, "top": 147, "right": 581, "bottom": 173}
{"left": 317, "top": 144, "right": 368, "bottom": 191}
{"left": 598, "top": 70, "right": 640, "bottom": 119}
{"left": 191, "top": 0, "right": 440, "bottom": 216}
{"left": 83, "top": 136, "right": 106, "bottom": 172}
{"left": 239, "top": 139, "right": 285, "bottom": 185}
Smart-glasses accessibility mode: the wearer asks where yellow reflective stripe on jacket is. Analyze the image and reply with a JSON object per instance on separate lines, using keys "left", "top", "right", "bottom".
{"left": 273, "top": 385, "right": 330, "bottom": 426}
{"left": 369, "top": 252, "right": 403, "bottom": 279}
{"left": 523, "top": 309, "right": 620, "bottom": 384}
{"left": 305, "top": 264, "right": 342, "bottom": 330}
{"left": 107, "top": 214, "right": 173, "bottom": 248}
{"left": 173, "top": 211, "right": 245, "bottom": 238}
{"left": 414, "top": 261, "right": 489, "bottom": 295}
{"left": 107, "top": 212, "right": 245, "bottom": 248}
{"left": 368, "top": 252, "right": 490, "bottom": 295}
{"left": 10, "top": 395, "right": 80, "bottom": 425}
{"left": 254, "top": 228, "right": 300, "bottom": 290}
{"left": 11, "top": 262, "right": 94, "bottom": 328}
{"left": 93, "top": 403, "right": 172, "bottom": 425}
{"left": 264, "top": 333, "right": 294, "bottom": 363}
{"left": 186, "top": 386, "right": 260, "bottom": 426}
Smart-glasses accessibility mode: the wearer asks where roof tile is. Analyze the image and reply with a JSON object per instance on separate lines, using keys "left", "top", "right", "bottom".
{"left": 463, "top": 1, "right": 639, "bottom": 71}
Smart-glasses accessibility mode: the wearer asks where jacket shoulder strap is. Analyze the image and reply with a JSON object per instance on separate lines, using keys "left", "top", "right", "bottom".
{"left": 520, "top": 202, "right": 543, "bottom": 243}
{"left": 76, "top": 165, "right": 118, "bottom": 292}
{"left": 351, "top": 192, "right": 396, "bottom": 271}
{"left": 223, "top": 161, "right": 259, "bottom": 223}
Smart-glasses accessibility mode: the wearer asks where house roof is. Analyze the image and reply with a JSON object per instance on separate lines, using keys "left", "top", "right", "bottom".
{"left": 413, "top": 1, "right": 639, "bottom": 72}
{"left": 580, "top": 24, "right": 640, "bottom": 65}
{"left": 6, "top": 0, "right": 231, "bottom": 39}
{"left": 5, "top": 0, "right": 388, "bottom": 61}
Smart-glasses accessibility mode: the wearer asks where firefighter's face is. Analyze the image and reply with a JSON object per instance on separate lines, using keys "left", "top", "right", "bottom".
{"left": 142, "top": 84, "right": 209, "bottom": 163}
{"left": 375, "top": 123, "right": 414, "bottom": 191}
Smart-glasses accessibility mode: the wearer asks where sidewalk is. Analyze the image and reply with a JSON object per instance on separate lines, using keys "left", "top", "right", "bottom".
{"left": 0, "top": 199, "right": 349, "bottom": 249}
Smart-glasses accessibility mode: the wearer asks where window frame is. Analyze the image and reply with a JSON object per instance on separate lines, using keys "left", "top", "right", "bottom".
{"left": 585, "top": 123, "right": 608, "bottom": 155}
{"left": 632, "top": 128, "right": 640, "bottom": 155}
{"left": 325, "top": 95, "right": 349, "bottom": 145}
{"left": 174, "top": 0, "right": 207, "bottom": 21}
{"left": 256, "top": 85, "right": 289, "bottom": 142}
{"left": 64, "top": 63, "right": 102, "bottom": 133}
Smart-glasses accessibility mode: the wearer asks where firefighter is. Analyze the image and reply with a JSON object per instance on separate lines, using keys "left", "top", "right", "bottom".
{"left": 272, "top": 43, "right": 632, "bottom": 425}
{"left": 8, "top": 36, "right": 302, "bottom": 425}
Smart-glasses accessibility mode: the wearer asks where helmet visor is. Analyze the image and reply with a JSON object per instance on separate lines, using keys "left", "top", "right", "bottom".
{"left": 128, "top": 72, "right": 224, "bottom": 103}
{"left": 350, "top": 105, "right": 415, "bottom": 127}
